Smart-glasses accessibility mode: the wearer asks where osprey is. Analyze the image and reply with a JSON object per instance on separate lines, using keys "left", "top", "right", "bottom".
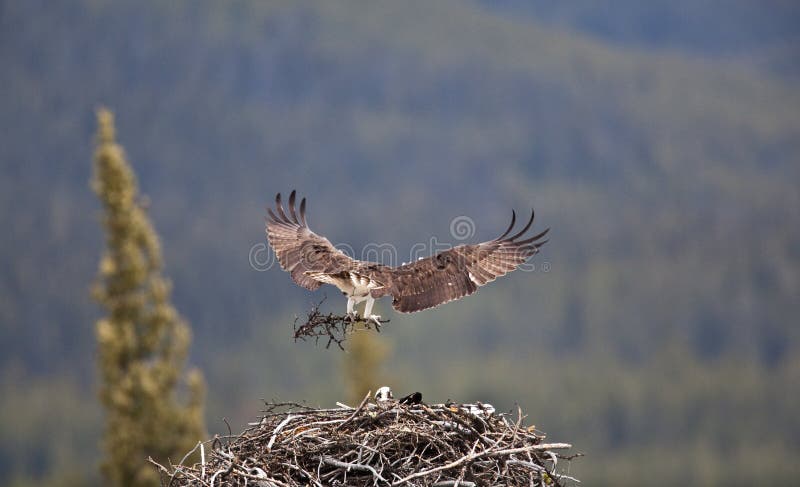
{"left": 266, "top": 191, "right": 548, "bottom": 324}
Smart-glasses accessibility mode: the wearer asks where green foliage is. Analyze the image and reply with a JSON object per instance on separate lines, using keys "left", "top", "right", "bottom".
{"left": 343, "top": 324, "right": 388, "bottom": 405}
{"left": 481, "top": 0, "right": 800, "bottom": 77}
{"left": 0, "top": 1, "right": 798, "bottom": 485}
{"left": 91, "top": 108, "right": 206, "bottom": 486}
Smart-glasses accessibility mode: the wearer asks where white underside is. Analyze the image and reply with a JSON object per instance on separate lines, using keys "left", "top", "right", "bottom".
{"left": 346, "top": 294, "right": 379, "bottom": 323}
{"left": 319, "top": 272, "right": 382, "bottom": 323}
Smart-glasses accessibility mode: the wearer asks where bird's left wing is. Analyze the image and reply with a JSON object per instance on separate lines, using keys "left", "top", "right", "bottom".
{"left": 266, "top": 191, "right": 356, "bottom": 290}
{"left": 380, "top": 210, "right": 548, "bottom": 313}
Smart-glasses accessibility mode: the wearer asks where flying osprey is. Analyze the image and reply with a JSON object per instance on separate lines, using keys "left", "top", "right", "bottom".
{"left": 266, "top": 191, "right": 548, "bottom": 324}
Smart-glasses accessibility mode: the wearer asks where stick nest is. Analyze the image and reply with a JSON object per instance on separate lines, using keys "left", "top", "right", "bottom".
{"left": 155, "top": 395, "right": 579, "bottom": 486}
{"left": 292, "top": 298, "right": 389, "bottom": 350}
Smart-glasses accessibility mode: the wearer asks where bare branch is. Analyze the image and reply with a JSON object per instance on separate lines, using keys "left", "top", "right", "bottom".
{"left": 292, "top": 298, "right": 389, "bottom": 350}
{"left": 160, "top": 399, "right": 578, "bottom": 486}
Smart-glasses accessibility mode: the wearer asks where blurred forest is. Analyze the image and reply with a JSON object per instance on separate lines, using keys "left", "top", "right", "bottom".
{"left": 1, "top": 0, "right": 799, "bottom": 485}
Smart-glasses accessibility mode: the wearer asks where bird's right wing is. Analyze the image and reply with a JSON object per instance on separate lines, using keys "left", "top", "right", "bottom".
{"left": 382, "top": 210, "right": 548, "bottom": 313}
{"left": 266, "top": 191, "right": 356, "bottom": 290}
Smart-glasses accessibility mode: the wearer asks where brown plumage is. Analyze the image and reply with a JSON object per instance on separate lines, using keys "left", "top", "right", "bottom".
{"left": 266, "top": 191, "right": 548, "bottom": 319}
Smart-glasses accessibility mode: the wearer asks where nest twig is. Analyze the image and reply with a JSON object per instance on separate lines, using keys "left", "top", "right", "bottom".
{"left": 154, "top": 396, "right": 580, "bottom": 486}
{"left": 292, "top": 297, "right": 389, "bottom": 350}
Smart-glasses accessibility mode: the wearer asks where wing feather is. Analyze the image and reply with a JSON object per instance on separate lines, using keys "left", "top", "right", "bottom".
{"left": 494, "top": 209, "right": 517, "bottom": 241}
{"left": 299, "top": 197, "right": 308, "bottom": 226}
{"left": 384, "top": 210, "right": 548, "bottom": 313}
{"left": 266, "top": 193, "right": 547, "bottom": 311}
{"left": 287, "top": 191, "right": 300, "bottom": 224}
{"left": 265, "top": 191, "right": 355, "bottom": 290}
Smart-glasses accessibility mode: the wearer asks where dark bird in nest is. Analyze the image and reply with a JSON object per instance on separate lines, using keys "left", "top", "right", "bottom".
{"left": 374, "top": 386, "right": 423, "bottom": 406}
{"left": 267, "top": 190, "right": 549, "bottom": 325}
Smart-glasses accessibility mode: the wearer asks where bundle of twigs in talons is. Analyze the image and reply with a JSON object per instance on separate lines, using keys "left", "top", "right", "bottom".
{"left": 292, "top": 298, "right": 389, "bottom": 350}
{"left": 154, "top": 394, "right": 580, "bottom": 486}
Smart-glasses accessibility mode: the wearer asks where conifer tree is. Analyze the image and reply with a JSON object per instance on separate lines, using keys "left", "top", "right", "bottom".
{"left": 91, "top": 108, "right": 206, "bottom": 486}
{"left": 343, "top": 323, "right": 388, "bottom": 405}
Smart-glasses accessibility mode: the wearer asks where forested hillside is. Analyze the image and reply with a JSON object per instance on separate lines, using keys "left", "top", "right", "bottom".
{"left": 480, "top": 0, "right": 800, "bottom": 78}
{"left": 1, "top": 1, "right": 799, "bottom": 485}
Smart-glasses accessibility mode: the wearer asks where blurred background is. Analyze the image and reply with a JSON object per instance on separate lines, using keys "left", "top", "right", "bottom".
{"left": 2, "top": 0, "right": 799, "bottom": 485}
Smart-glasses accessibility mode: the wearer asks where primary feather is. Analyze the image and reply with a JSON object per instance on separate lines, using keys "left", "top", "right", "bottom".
{"left": 265, "top": 191, "right": 548, "bottom": 314}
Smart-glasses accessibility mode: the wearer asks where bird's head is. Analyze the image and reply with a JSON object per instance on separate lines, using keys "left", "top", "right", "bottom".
{"left": 375, "top": 386, "right": 394, "bottom": 402}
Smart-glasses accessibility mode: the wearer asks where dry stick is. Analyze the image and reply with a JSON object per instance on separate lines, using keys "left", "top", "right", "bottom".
{"left": 176, "top": 441, "right": 204, "bottom": 467}
{"left": 267, "top": 414, "right": 297, "bottom": 451}
{"left": 165, "top": 440, "right": 205, "bottom": 487}
{"left": 264, "top": 404, "right": 356, "bottom": 415}
{"left": 484, "top": 443, "right": 572, "bottom": 457}
{"left": 282, "top": 462, "right": 324, "bottom": 487}
{"left": 545, "top": 449, "right": 559, "bottom": 473}
{"left": 148, "top": 456, "right": 172, "bottom": 477}
{"left": 390, "top": 440, "right": 478, "bottom": 487}
{"left": 522, "top": 449, "right": 539, "bottom": 485}
{"left": 164, "top": 400, "right": 573, "bottom": 486}
{"left": 293, "top": 298, "right": 388, "bottom": 350}
{"left": 320, "top": 456, "right": 388, "bottom": 483}
{"left": 505, "top": 459, "right": 545, "bottom": 472}
{"left": 165, "top": 466, "right": 205, "bottom": 487}
{"left": 390, "top": 443, "right": 572, "bottom": 486}
{"left": 335, "top": 391, "right": 372, "bottom": 431}
{"left": 209, "top": 466, "right": 227, "bottom": 487}
{"left": 231, "top": 467, "right": 291, "bottom": 486}
{"left": 200, "top": 442, "right": 206, "bottom": 480}
{"left": 453, "top": 462, "right": 470, "bottom": 487}
{"left": 512, "top": 405, "right": 524, "bottom": 444}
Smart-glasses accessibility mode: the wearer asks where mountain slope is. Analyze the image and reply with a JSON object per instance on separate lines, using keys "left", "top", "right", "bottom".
{"left": 1, "top": 0, "right": 799, "bottom": 485}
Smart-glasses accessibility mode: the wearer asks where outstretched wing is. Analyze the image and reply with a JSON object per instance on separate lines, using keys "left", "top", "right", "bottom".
{"left": 266, "top": 191, "right": 355, "bottom": 290}
{"left": 382, "top": 210, "right": 548, "bottom": 313}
